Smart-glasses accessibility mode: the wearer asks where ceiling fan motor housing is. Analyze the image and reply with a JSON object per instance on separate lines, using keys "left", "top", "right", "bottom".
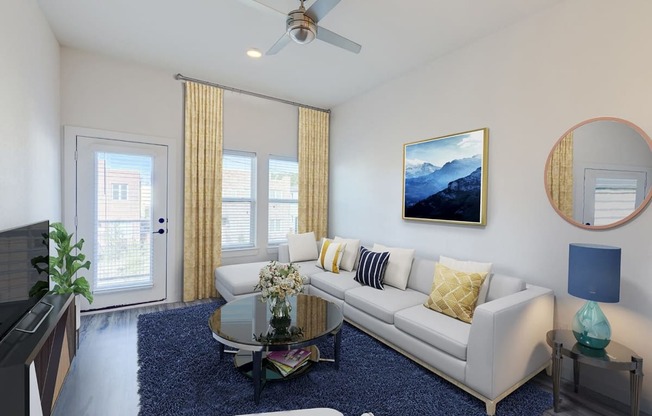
{"left": 286, "top": 9, "right": 316, "bottom": 44}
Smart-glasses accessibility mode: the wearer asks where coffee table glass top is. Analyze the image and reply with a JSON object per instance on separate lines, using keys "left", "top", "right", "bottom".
{"left": 209, "top": 294, "right": 343, "bottom": 349}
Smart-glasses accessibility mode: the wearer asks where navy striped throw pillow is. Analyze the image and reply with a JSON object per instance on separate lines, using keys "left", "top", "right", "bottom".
{"left": 354, "top": 246, "right": 390, "bottom": 290}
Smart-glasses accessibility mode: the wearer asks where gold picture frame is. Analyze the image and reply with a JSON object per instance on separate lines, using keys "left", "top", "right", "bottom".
{"left": 403, "top": 128, "right": 489, "bottom": 225}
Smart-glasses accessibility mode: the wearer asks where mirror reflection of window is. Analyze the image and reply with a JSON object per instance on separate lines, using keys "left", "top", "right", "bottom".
{"left": 583, "top": 169, "right": 646, "bottom": 226}
{"left": 545, "top": 117, "right": 652, "bottom": 229}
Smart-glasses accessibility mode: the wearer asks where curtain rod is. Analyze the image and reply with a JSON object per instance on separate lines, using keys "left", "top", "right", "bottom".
{"left": 174, "top": 73, "right": 330, "bottom": 113}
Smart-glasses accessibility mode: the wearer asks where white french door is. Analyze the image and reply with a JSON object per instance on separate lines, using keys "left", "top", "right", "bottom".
{"left": 74, "top": 135, "right": 168, "bottom": 310}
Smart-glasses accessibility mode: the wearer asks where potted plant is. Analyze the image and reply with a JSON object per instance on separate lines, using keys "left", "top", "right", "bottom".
{"left": 48, "top": 222, "right": 93, "bottom": 304}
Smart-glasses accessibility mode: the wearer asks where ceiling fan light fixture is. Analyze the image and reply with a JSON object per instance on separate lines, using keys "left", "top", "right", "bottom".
{"left": 286, "top": 10, "right": 316, "bottom": 44}
{"left": 289, "top": 26, "right": 316, "bottom": 44}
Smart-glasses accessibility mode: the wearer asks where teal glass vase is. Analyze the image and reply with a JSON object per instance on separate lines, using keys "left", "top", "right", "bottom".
{"left": 572, "top": 300, "right": 611, "bottom": 349}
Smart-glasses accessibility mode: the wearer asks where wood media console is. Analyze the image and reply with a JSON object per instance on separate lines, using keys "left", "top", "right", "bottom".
{"left": 0, "top": 293, "right": 76, "bottom": 415}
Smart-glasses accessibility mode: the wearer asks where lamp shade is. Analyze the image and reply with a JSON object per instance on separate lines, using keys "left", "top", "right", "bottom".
{"left": 568, "top": 243, "right": 621, "bottom": 303}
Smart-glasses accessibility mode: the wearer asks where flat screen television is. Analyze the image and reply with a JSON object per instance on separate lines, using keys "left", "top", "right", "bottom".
{"left": 0, "top": 220, "right": 50, "bottom": 342}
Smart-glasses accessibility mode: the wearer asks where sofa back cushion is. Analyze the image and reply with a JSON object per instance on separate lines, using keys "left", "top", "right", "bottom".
{"left": 407, "top": 258, "right": 526, "bottom": 303}
{"left": 333, "top": 236, "right": 361, "bottom": 271}
{"left": 485, "top": 274, "right": 526, "bottom": 302}
{"left": 406, "top": 258, "right": 437, "bottom": 294}
{"left": 372, "top": 244, "right": 415, "bottom": 290}
{"left": 287, "top": 232, "right": 319, "bottom": 262}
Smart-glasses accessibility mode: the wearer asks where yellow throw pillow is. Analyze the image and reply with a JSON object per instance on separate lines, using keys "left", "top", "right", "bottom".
{"left": 424, "top": 263, "right": 488, "bottom": 324}
{"left": 318, "top": 239, "right": 346, "bottom": 273}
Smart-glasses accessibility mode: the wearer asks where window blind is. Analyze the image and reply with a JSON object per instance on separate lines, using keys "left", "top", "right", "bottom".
{"left": 268, "top": 157, "right": 298, "bottom": 244}
{"left": 222, "top": 151, "right": 256, "bottom": 248}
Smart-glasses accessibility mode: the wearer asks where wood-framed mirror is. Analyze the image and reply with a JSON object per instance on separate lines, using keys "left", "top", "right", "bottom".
{"left": 545, "top": 117, "right": 652, "bottom": 230}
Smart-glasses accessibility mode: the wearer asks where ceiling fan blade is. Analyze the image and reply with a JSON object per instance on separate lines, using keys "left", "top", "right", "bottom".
{"left": 266, "top": 33, "right": 291, "bottom": 55}
{"left": 316, "top": 26, "right": 361, "bottom": 54}
{"left": 305, "top": 0, "right": 341, "bottom": 22}
{"left": 240, "top": 0, "right": 286, "bottom": 17}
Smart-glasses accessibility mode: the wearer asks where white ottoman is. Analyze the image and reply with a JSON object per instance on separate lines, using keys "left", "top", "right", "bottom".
{"left": 236, "top": 408, "right": 344, "bottom": 416}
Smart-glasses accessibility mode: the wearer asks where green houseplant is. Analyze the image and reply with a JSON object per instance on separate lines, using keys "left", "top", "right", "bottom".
{"left": 48, "top": 222, "right": 93, "bottom": 303}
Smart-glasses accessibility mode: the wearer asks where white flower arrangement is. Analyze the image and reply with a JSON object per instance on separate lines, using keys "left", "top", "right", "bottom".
{"left": 255, "top": 261, "right": 303, "bottom": 301}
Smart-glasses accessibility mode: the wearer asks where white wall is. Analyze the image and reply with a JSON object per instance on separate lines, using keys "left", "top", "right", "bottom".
{"left": 0, "top": 0, "right": 60, "bottom": 230}
{"left": 60, "top": 48, "right": 299, "bottom": 300}
{"left": 330, "top": 0, "right": 652, "bottom": 411}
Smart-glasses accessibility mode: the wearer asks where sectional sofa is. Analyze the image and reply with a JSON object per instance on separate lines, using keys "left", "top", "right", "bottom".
{"left": 215, "top": 239, "right": 554, "bottom": 415}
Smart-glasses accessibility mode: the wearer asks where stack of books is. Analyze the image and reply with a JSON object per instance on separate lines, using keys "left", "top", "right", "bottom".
{"left": 266, "top": 348, "right": 311, "bottom": 377}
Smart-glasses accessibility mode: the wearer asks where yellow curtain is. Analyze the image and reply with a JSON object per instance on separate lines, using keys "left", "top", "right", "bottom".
{"left": 547, "top": 132, "right": 574, "bottom": 217}
{"left": 183, "top": 82, "right": 223, "bottom": 301}
{"left": 298, "top": 107, "right": 330, "bottom": 240}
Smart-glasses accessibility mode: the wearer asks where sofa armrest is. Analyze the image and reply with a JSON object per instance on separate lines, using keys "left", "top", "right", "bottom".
{"left": 278, "top": 244, "right": 290, "bottom": 263}
{"left": 465, "top": 285, "right": 554, "bottom": 400}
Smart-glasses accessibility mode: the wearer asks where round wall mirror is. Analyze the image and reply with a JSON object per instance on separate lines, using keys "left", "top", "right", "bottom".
{"left": 545, "top": 117, "right": 652, "bottom": 229}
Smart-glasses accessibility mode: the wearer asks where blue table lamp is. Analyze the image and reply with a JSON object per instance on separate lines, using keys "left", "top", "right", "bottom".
{"left": 568, "top": 243, "right": 621, "bottom": 349}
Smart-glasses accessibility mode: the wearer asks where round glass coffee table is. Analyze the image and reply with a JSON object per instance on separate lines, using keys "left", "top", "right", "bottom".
{"left": 208, "top": 294, "right": 343, "bottom": 403}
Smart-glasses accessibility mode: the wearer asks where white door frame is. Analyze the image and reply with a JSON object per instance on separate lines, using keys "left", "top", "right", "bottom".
{"left": 63, "top": 126, "right": 181, "bottom": 310}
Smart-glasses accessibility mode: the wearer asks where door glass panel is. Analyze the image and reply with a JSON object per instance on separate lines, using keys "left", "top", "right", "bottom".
{"left": 95, "top": 152, "right": 153, "bottom": 291}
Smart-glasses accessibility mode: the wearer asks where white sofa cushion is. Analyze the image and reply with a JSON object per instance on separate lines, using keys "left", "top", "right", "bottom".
{"left": 405, "top": 258, "right": 437, "bottom": 294}
{"left": 485, "top": 274, "right": 526, "bottom": 302}
{"left": 310, "top": 271, "right": 361, "bottom": 300}
{"left": 291, "top": 260, "right": 321, "bottom": 282}
{"left": 214, "top": 261, "right": 271, "bottom": 297}
{"left": 394, "top": 304, "right": 470, "bottom": 361}
{"left": 345, "top": 286, "right": 427, "bottom": 324}
{"left": 287, "top": 232, "right": 318, "bottom": 262}
{"left": 333, "top": 236, "right": 360, "bottom": 271}
{"left": 372, "top": 244, "right": 415, "bottom": 290}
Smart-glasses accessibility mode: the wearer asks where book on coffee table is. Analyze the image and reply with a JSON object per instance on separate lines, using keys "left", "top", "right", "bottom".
{"left": 267, "top": 349, "right": 311, "bottom": 377}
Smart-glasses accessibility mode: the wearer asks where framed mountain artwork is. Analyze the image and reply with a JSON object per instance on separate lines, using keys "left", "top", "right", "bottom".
{"left": 403, "top": 128, "right": 489, "bottom": 225}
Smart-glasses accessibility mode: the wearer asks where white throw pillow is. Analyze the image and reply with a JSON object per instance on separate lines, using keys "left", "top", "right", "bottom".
{"left": 439, "top": 255, "right": 493, "bottom": 305}
{"left": 372, "top": 243, "right": 415, "bottom": 290}
{"left": 333, "top": 236, "right": 361, "bottom": 271}
{"left": 318, "top": 238, "right": 346, "bottom": 273}
{"left": 287, "top": 232, "right": 318, "bottom": 262}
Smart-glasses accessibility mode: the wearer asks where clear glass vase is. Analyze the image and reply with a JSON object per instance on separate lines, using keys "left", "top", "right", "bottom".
{"left": 268, "top": 296, "right": 292, "bottom": 320}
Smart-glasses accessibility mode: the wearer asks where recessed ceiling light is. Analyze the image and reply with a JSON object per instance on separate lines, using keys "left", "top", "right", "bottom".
{"left": 247, "top": 49, "right": 262, "bottom": 59}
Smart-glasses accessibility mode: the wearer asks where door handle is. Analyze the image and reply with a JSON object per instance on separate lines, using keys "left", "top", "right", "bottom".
{"left": 154, "top": 218, "right": 167, "bottom": 234}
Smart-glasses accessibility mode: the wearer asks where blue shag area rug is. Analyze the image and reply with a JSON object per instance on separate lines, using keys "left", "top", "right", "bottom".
{"left": 137, "top": 300, "right": 552, "bottom": 416}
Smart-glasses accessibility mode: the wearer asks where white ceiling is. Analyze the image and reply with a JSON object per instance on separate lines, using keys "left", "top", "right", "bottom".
{"left": 37, "top": 0, "right": 561, "bottom": 109}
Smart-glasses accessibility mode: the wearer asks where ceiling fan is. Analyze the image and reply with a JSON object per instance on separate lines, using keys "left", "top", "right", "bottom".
{"left": 252, "top": 0, "right": 362, "bottom": 55}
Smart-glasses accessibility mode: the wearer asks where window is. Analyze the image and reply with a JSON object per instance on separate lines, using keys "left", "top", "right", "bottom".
{"left": 268, "top": 157, "right": 298, "bottom": 244}
{"left": 112, "top": 183, "right": 128, "bottom": 200}
{"left": 222, "top": 151, "right": 256, "bottom": 249}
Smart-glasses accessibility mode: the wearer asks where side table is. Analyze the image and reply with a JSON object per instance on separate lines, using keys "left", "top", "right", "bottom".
{"left": 546, "top": 329, "right": 643, "bottom": 416}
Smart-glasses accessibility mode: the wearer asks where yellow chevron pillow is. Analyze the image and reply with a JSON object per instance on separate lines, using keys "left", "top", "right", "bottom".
{"left": 424, "top": 263, "right": 488, "bottom": 324}
{"left": 318, "top": 239, "right": 346, "bottom": 273}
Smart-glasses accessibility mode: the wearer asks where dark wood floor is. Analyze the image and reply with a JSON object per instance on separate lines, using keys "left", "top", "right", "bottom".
{"left": 52, "top": 300, "right": 640, "bottom": 416}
